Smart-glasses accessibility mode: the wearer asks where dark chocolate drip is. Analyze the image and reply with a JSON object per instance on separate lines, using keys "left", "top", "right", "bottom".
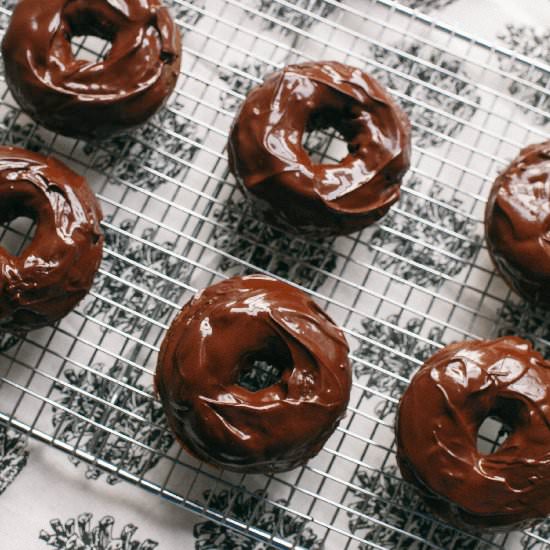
{"left": 2, "top": 0, "right": 181, "bottom": 140}
{"left": 155, "top": 274, "right": 352, "bottom": 473}
{"left": 0, "top": 147, "right": 103, "bottom": 332}
{"left": 228, "top": 61, "right": 411, "bottom": 236}
{"left": 397, "top": 336, "right": 550, "bottom": 530}
{"left": 485, "top": 140, "right": 550, "bottom": 306}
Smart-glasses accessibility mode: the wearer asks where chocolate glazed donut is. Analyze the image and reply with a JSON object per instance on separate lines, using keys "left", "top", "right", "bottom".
{"left": 396, "top": 337, "right": 550, "bottom": 530}
{"left": 0, "top": 147, "right": 103, "bottom": 333}
{"left": 2, "top": 0, "right": 181, "bottom": 140}
{"left": 485, "top": 141, "right": 550, "bottom": 307}
{"left": 228, "top": 61, "right": 411, "bottom": 236}
{"left": 155, "top": 275, "right": 352, "bottom": 473}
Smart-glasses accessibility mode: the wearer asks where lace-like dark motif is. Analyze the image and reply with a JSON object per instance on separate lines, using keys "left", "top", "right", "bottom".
{"left": 52, "top": 360, "right": 173, "bottom": 484}
{"left": 194, "top": 488, "right": 321, "bottom": 549}
{"left": 370, "top": 41, "right": 480, "bottom": 147}
{"left": 370, "top": 178, "right": 481, "bottom": 287}
{"left": 498, "top": 25, "right": 550, "bottom": 126}
{"left": 40, "top": 513, "right": 158, "bottom": 549}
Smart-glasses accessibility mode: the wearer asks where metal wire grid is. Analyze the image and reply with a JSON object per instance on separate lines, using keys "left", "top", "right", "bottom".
{"left": 0, "top": 0, "right": 548, "bottom": 548}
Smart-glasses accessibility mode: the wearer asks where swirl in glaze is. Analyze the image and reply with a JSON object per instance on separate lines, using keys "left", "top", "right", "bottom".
{"left": 155, "top": 274, "right": 352, "bottom": 473}
{"left": 485, "top": 141, "right": 550, "bottom": 306}
{"left": 228, "top": 61, "right": 411, "bottom": 236}
{"left": 0, "top": 146, "right": 103, "bottom": 333}
{"left": 396, "top": 336, "right": 550, "bottom": 530}
{"left": 2, "top": 0, "right": 181, "bottom": 140}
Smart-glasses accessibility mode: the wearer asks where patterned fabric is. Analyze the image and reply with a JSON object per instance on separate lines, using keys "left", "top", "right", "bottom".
{"left": 252, "top": 0, "right": 341, "bottom": 32}
{"left": 194, "top": 489, "right": 321, "bottom": 549}
{"left": 0, "top": 425, "right": 28, "bottom": 495}
{"left": 369, "top": 42, "right": 480, "bottom": 148}
{"left": 40, "top": 514, "right": 158, "bottom": 550}
{"left": 498, "top": 25, "right": 550, "bottom": 125}
{"left": 52, "top": 359, "right": 174, "bottom": 485}
{"left": 349, "top": 467, "right": 491, "bottom": 550}
{"left": 0, "top": 1, "right": 547, "bottom": 549}
{"left": 397, "top": 0, "right": 458, "bottom": 11}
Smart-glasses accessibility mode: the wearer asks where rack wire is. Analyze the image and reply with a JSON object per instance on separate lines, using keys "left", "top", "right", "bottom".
{"left": 0, "top": 0, "right": 549, "bottom": 548}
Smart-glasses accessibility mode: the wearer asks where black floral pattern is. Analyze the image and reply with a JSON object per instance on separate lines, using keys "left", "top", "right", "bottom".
{"left": 0, "top": 424, "right": 28, "bottom": 494}
{"left": 348, "top": 466, "right": 495, "bottom": 550}
{"left": 213, "top": 197, "right": 337, "bottom": 291}
{"left": 0, "top": 109, "right": 47, "bottom": 151}
{"left": 522, "top": 521, "right": 550, "bottom": 550}
{"left": 496, "top": 301, "right": 550, "bottom": 355}
{"left": 86, "top": 217, "right": 190, "bottom": 335}
{"left": 498, "top": 25, "right": 550, "bottom": 126}
{"left": 52, "top": 359, "right": 173, "bottom": 484}
{"left": 40, "top": 513, "right": 158, "bottom": 549}
{"left": 82, "top": 98, "right": 201, "bottom": 192}
{"left": 172, "top": 0, "right": 205, "bottom": 26}
{"left": 354, "top": 314, "right": 444, "bottom": 420}
{"left": 396, "top": 0, "right": 458, "bottom": 12}
{"left": 219, "top": 61, "right": 265, "bottom": 112}
{"left": 253, "top": 0, "right": 341, "bottom": 34}
{"left": 371, "top": 178, "right": 481, "bottom": 287}
{"left": 194, "top": 489, "right": 321, "bottom": 549}
{"left": 369, "top": 41, "right": 480, "bottom": 147}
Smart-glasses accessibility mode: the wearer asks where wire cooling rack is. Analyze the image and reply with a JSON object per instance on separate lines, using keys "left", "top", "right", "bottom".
{"left": 0, "top": 0, "right": 549, "bottom": 548}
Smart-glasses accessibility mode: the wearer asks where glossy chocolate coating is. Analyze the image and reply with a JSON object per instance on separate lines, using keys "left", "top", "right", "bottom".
{"left": 2, "top": 0, "right": 181, "bottom": 140}
{"left": 0, "top": 146, "right": 103, "bottom": 333}
{"left": 155, "top": 274, "right": 352, "bottom": 473}
{"left": 228, "top": 61, "right": 411, "bottom": 236}
{"left": 397, "top": 337, "right": 550, "bottom": 530}
{"left": 485, "top": 141, "right": 550, "bottom": 306}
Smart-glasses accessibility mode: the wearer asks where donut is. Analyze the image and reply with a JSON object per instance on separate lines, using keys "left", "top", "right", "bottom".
{"left": 227, "top": 61, "right": 411, "bottom": 236}
{"left": 2, "top": 0, "right": 181, "bottom": 140}
{"left": 155, "top": 274, "right": 352, "bottom": 473}
{"left": 485, "top": 141, "right": 550, "bottom": 306}
{"left": 0, "top": 147, "right": 103, "bottom": 333}
{"left": 396, "top": 336, "right": 550, "bottom": 530}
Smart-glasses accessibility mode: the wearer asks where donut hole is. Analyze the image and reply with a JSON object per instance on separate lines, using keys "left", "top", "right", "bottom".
{"left": 476, "top": 416, "right": 512, "bottom": 455}
{"left": 236, "top": 342, "right": 292, "bottom": 392}
{"left": 303, "top": 110, "right": 351, "bottom": 164}
{"left": 66, "top": 8, "right": 116, "bottom": 63}
{"left": 237, "top": 359, "right": 285, "bottom": 392}
{"left": 476, "top": 400, "right": 521, "bottom": 455}
{"left": 71, "top": 35, "right": 112, "bottom": 63}
{"left": 0, "top": 205, "right": 37, "bottom": 257}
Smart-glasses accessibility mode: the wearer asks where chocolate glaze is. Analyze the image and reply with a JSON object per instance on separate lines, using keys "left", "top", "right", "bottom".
{"left": 485, "top": 141, "right": 550, "bottom": 307}
{"left": 396, "top": 337, "right": 550, "bottom": 530}
{"left": 0, "top": 146, "right": 103, "bottom": 333}
{"left": 2, "top": 0, "right": 181, "bottom": 140}
{"left": 228, "top": 61, "right": 411, "bottom": 236}
{"left": 155, "top": 274, "right": 352, "bottom": 473}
